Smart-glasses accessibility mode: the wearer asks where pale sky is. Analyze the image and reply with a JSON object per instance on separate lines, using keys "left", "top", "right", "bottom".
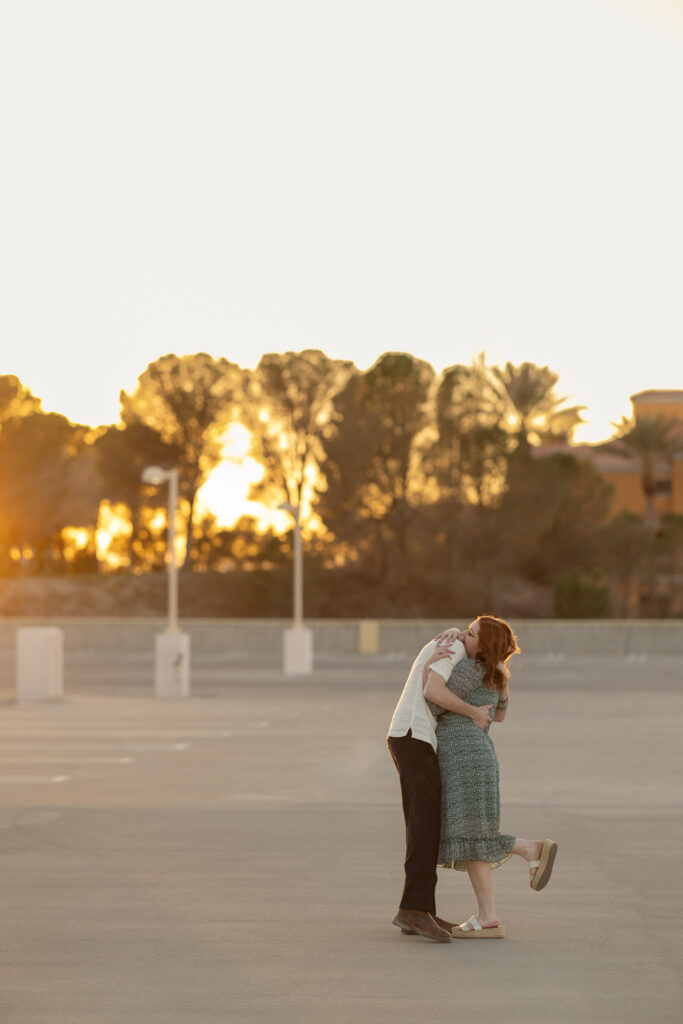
{"left": 1, "top": 0, "right": 682, "bottom": 456}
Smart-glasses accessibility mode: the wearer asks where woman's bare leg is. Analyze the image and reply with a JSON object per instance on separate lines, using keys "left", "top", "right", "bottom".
{"left": 511, "top": 838, "right": 544, "bottom": 882}
{"left": 462, "top": 841, "right": 547, "bottom": 926}
{"left": 464, "top": 861, "right": 499, "bottom": 926}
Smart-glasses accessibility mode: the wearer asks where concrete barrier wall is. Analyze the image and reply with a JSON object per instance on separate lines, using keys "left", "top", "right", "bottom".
{"left": 0, "top": 617, "right": 681, "bottom": 656}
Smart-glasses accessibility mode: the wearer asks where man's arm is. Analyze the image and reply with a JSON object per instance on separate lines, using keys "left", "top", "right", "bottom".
{"left": 423, "top": 670, "right": 492, "bottom": 732}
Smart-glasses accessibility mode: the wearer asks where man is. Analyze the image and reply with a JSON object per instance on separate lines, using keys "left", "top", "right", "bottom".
{"left": 386, "top": 629, "right": 493, "bottom": 942}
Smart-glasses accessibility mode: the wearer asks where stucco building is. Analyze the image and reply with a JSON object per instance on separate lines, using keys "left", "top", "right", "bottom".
{"left": 539, "top": 389, "right": 683, "bottom": 522}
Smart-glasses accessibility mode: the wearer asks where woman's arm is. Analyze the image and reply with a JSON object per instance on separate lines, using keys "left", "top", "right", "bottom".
{"left": 493, "top": 685, "right": 509, "bottom": 722}
{"left": 423, "top": 670, "right": 492, "bottom": 731}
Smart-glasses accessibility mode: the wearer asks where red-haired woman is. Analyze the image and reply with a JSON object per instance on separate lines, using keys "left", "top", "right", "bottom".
{"left": 424, "top": 615, "right": 557, "bottom": 938}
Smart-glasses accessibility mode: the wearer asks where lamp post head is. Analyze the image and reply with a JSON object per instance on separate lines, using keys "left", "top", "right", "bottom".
{"left": 142, "top": 465, "right": 168, "bottom": 486}
{"left": 278, "top": 501, "right": 300, "bottom": 522}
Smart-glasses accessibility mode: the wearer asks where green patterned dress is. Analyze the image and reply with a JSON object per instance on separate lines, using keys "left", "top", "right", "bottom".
{"left": 427, "top": 658, "right": 516, "bottom": 871}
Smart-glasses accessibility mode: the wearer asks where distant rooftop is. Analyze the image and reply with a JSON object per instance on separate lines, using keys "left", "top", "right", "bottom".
{"left": 631, "top": 390, "right": 683, "bottom": 403}
{"left": 534, "top": 436, "right": 682, "bottom": 471}
{"left": 533, "top": 440, "right": 641, "bottom": 472}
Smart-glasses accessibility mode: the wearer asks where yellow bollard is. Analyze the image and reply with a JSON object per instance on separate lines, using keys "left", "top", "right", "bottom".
{"left": 358, "top": 620, "right": 380, "bottom": 655}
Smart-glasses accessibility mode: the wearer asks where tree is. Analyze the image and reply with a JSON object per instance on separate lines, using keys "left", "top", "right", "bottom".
{"left": 316, "top": 352, "right": 435, "bottom": 582}
{"left": 610, "top": 415, "right": 683, "bottom": 615}
{"left": 610, "top": 415, "right": 682, "bottom": 527}
{"left": 414, "top": 357, "right": 510, "bottom": 603}
{"left": 242, "top": 349, "right": 355, "bottom": 518}
{"left": 426, "top": 356, "right": 510, "bottom": 508}
{"left": 596, "top": 512, "right": 648, "bottom": 617}
{"left": 0, "top": 412, "right": 99, "bottom": 572}
{"left": 120, "top": 353, "right": 243, "bottom": 568}
{"left": 190, "top": 513, "right": 290, "bottom": 572}
{"left": 656, "top": 514, "right": 683, "bottom": 617}
{"left": 498, "top": 453, "right": 613, "bottom": 585}
{"left": 0, "top": 375, "right": 42, "bottom": 427}
{"left": 93, "top": 423, "right": 181, "bottom": 568}
{"left": 489, "top": 361, "right": 585, "bottom": 454}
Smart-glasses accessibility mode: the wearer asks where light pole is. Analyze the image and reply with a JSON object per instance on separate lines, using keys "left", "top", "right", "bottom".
{"left": 278, "top": 502, "right": 303, "bottom": 629}
{"left": 141, "top": 466, "right": 180, "bottom": 633}
{"left": 141, "top": 465, "right": 190, "bottom": 696}
{"left": 278, "top": 501, "right": 313, "bottom": 674}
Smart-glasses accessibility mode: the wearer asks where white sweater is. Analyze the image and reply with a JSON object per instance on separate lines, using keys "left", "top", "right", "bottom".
{"left": 387, "top": 638, "right": 467, "bottom": 752}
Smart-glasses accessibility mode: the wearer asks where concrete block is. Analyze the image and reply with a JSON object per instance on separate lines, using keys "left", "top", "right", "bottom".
{"left": 155, "top": 633, "right": 191, "bottom": 697}
{"left": 16, "top": 627, "right": 64, "bottom": 702}
{"left": 283, "top": 627, "right": 313, "bottom": 675}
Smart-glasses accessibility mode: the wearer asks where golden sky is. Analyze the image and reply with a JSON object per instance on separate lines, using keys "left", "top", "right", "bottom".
{"left": 1, "top": 0, "right": 682, "bottom": 530}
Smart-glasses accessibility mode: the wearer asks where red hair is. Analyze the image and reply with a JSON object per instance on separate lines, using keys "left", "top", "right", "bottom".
{"left": 475, "top": 615, "right": 520, "bottom": 690}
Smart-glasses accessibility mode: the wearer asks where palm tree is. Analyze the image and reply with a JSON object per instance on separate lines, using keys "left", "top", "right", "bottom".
{"left": 489, "top": 362, "right": 585, "bottom": 454}
{"left": 611, "top": 415, "right": 683, "bottom": 615}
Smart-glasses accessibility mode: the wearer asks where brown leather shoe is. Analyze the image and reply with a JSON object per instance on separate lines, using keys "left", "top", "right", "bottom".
{"left": 399, "top": 914, "right": 456, "bottom": 936}
{"left": 392, "top": 909, "right": 451, "bottom": 942}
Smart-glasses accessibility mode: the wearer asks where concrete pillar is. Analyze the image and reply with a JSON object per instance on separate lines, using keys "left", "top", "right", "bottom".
{"left": 283, "top": 627, "right": 313, "bottom": 675}
{"left": 358, "top": 620, "right": 380, "bottom": 654}
{"left": 16, "top": 627, "right": 64, "bottom": 702}
{"left": 155, "top": 633, "right": 190, "bottom": 698}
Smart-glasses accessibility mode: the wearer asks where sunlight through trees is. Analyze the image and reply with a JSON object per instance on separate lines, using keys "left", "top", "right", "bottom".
{"left": 0, "top": 359, "right": 681, "bottom": 618}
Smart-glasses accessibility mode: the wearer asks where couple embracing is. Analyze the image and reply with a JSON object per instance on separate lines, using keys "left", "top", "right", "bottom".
{"left": 387, "top": 614, "right": 558, "bottom": 942}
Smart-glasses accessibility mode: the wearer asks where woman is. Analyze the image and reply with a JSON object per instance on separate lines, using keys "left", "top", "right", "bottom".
{"left": 425, "top": 615, "right": 557, "bottom": 938}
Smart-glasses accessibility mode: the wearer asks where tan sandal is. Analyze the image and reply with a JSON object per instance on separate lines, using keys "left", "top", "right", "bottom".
{"left": 529, "top": 839, "right": 558, "bottom": 891}
{"left": 452, "top": 915, "right": 505, "bottom": 939}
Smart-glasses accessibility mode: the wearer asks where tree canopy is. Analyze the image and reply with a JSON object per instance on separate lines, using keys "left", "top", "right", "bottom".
{"left": 0, "top": 375, "right": 42, "bottom": 427}
{"left": 120, "top": 353, "right": 243, "bottom": 567}
{"left": 1, "top": 352, "right": 678, "bottom": 618}
{"left": 316, "top": 352, "right": 435, "bottom": 577}
{"left": 489, "top": 361, "right": 585, "bottom": 452}
{"left": 241, "top": 349, "right": 355, "bottom": 518}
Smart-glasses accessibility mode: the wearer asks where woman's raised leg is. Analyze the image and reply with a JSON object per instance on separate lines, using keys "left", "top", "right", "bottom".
{"left": 511, "top": 838, "right": 558, "bottom": 889}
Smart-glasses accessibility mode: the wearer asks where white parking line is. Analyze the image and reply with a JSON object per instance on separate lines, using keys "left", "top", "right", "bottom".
{"left": 0, "top": 741, "right": 192, "bottom": 751}
{"left": 0, "top": 775, "right": 69, "bottom": 784}
{"left": 0, "top": 730, "right": 234, "bottom": 738}
{"left": 0, "top": 757, "right": 134, "bottom": 765}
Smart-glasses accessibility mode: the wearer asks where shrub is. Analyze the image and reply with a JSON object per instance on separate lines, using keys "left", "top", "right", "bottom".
{"left": 553, "top": 569, "right": 611, "bottom": 618}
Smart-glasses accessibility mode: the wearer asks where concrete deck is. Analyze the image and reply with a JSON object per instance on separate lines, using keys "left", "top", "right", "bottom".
{"left": 1, "top": 653, "right": 681, "bottom": 1023}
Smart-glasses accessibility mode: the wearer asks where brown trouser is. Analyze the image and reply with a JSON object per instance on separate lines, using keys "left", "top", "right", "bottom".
{"left": 387, "top": 729, "right": 441, "bottom": 915}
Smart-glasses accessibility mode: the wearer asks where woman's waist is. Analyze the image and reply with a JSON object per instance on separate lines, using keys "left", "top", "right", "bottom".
{"left": 437, "top": 717, "right": 495, "bottom": 739}
{"left": 438, "top": 700, "right": 497, "bottom": 720}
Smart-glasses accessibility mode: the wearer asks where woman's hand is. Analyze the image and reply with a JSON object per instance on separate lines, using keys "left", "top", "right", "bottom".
{"left": 469, "top": 705, "right": 493, "bottom": 731}
{"left": 433, "top": 627, "right": 463, "bottom": 646}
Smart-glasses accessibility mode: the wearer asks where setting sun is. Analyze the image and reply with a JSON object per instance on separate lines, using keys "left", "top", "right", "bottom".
{"left": 195, "top": 423, "right": 291, "bottom": 532}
